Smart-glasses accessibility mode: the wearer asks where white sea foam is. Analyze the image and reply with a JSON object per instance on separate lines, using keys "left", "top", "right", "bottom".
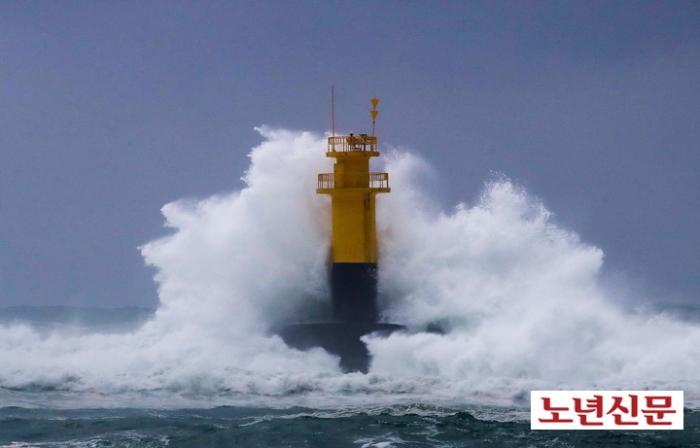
{"left": 1, "top": 127, "right": 699, "bottom": 408}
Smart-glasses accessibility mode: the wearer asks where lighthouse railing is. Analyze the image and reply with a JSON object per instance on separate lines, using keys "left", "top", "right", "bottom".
{"left": 327, "top": 135, "right": 378, "bottom": 153}
{"left": 317, "top": 172, "right": 389, "bottom": 190}
{"left": 318, "top": 173, "right": 334, "bottom": 189}
{"left": 369, "top": 172, "right": 389, "bottom": 189}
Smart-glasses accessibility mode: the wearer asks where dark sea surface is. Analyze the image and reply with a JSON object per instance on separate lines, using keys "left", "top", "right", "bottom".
{"left": 2, "top": 306, "right": 699, "bottom": 447}
{"left": 0, "top": 405, "right": 698, "bottom": 448}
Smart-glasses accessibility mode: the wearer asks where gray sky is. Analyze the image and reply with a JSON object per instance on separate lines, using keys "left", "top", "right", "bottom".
{"left": 1, "top": 1, "right": 698, "bottom": 307}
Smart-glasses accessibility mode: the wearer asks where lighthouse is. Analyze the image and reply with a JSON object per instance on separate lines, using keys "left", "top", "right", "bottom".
{"left": 317, "top": 98, "right": 390, "bottom": 322}
{"left": 277, "top": 96, "right": 402, "bottom": 372}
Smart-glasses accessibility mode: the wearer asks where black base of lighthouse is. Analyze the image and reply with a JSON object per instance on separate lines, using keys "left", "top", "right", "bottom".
{"left": 277, "top": 322, "right": 403, "bottom": 372}
{"left": 276, "top": 262, "right": 403, "bottom": 372}
{"left": 330, "top": 262, "right": 378, "bottom": 322}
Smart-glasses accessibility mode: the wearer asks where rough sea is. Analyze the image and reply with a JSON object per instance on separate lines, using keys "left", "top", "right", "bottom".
{"left": 2, "top": 129, "right": 699, "bottom": 446}
{"left": 1, "top": 405, "right": 699, "bottom": 447}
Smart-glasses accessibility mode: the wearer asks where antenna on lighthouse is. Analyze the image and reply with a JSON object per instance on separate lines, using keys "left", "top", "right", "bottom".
{"left": 331, "top": 86, "right": 336, "bottom": 137}
{"left": 371, "top": 97, "right": 379, "bottom": 136}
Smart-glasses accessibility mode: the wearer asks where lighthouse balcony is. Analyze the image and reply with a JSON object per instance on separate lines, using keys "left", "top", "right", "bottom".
{"left": 317, "top": 172, "right": 390, "bottom": 194}
{"left": 327, "top": 135, "right": 379, "bottom": 156}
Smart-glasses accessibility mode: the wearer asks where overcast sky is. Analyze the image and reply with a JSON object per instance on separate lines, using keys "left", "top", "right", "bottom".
{"left": 1, "top": 1, "right": 698, "bottom": 307}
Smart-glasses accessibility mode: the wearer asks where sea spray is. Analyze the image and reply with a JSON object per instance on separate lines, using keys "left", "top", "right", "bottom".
{"left": 371, "top": 149, "right": 700, "bottom": 401}
{"left": 0, "top": 127, "right": 699, "bottom": 408}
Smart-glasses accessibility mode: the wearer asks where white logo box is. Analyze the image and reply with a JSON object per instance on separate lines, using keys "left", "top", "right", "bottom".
{"left": 531, "top": 390, "right": 683, "bottom": 430}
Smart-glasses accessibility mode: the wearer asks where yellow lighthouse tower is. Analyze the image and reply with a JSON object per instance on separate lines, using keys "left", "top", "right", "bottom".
{"left": 277, "top": 95, "right": 402, "bottom": 373}
{"left": 317, "top": 98, "right": 389, "bottom": 321}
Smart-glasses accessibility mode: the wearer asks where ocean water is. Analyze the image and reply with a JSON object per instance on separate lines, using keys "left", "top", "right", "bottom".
{"left": 2, "top": 128, "right": 699, "bottom": 446}
{"left": 1, "top": 405, "right": 698, "bottom": 447}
